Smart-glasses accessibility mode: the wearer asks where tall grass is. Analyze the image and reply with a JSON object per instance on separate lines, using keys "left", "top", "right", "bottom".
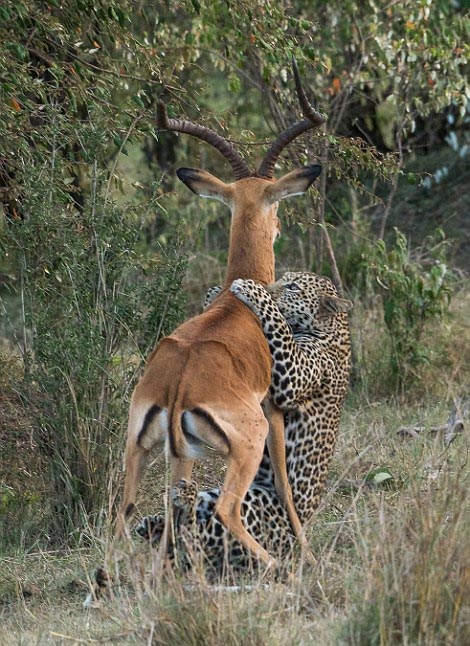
{"left": 84, "top": 403, "right": 470, "bottom": 646}
{"left": 343, "top": 462, "right": 469, "bottom": 644}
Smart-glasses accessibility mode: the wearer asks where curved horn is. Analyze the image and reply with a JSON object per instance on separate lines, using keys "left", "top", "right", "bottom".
{"left": 257, "top": 57, "right": 326, "bottom": 179}
{"left": 156, "top": 103, "right": 252, "bottom": 180}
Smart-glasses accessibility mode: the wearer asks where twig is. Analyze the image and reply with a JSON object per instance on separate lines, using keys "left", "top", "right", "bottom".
{"left": 104, "top": 111, "right": 146, "bottom": 205}
{"left": 49, "top": 633, "right": 100, "bottom": 644}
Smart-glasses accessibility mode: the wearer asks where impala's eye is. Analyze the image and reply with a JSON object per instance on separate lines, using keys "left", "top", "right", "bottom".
{"left": 285, "top": 282, "right": 300, "bottom": 291}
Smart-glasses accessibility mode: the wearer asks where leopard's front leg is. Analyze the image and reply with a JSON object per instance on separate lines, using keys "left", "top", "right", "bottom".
{"left": 230, "top": 279, "right": 317, "bottom": 564}
{"left": 230, "top": 279, "right": 324, "bottom": 408}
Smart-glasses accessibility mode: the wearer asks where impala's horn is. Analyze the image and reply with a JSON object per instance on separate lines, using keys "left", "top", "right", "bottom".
{"left": 156, "top": 103, "right": 251, "bottom": 180}
{"left": 257, "top": 57, "right": 326, "bottom": 179}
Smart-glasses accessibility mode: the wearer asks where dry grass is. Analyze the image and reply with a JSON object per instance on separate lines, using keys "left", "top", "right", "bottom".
{"left": 351, "top": 286, "right": 470, "bottom": 402}
{"left": 1, "top": 399, "right": 469, "bottom": 645}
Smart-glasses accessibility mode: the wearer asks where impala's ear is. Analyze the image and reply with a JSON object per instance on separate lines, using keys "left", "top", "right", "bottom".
{"left": 319, "top": 294, "right": 353, "bottom": 316}
{"left": 176, "top": 167, "right": 234, "bottom": 206}
{"left": 264, "top": 164, "right": 322, "bottom": 205}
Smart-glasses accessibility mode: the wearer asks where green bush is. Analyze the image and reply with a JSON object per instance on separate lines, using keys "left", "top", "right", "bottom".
{"left": 2, "top": 124, "right": 188, "bottom": 541}
{"left": 370, "top": 229, "right": 453, "bottom": 393}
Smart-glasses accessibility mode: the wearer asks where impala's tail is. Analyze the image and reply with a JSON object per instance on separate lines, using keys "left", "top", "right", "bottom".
{"left": 168, "top": 386, "right": 230, "bottom": 460}
{"left": 167, "top": 383, "right": 187, "bottom": 459}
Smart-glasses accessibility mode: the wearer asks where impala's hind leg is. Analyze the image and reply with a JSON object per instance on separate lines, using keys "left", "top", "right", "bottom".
{"left": 117, "top": 399, "right": 166, "bottom": 539}
{"left": 171, "top": 479, "right": 200, "bottom": 562}
{"left": 213, "top": 408, "right": 275, "bottom": 568}
{"left": 161, "top": 458, "right": 195, "bottom": 561}
{"left": 117, "top": 439, "right": 149, "bottom": 538}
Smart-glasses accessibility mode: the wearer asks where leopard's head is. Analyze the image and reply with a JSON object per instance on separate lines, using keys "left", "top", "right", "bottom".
{"left": 268, "top": 272, "right": 352, "bottom": 332}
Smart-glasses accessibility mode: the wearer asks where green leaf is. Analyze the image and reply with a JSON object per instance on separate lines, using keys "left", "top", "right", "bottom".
{"left": 114, "top": 8, "right": 127, "bottom": 27}
{"left": 132, "top": 95, "right": 145, "bottom": 109}
{"left": 12, "top": 43, "right": 29, "bottom": 60}
{"left": 190, "top": 0, "right": 201, "bottom": 14}
{"left": 366, "top": 467, "right": 394, "bottom": 486}
{"left": 228, "top": 73, "right": 241, "bottom": 93}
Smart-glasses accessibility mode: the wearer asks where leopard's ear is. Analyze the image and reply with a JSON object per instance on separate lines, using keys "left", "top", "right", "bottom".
{"left": 319, "top": 295, "right": 353, "bottom": 316}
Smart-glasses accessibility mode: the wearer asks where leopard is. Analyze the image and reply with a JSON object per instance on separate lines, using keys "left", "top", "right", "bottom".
{"left": 135, "top": 271, "right": 352, "bottom": 577}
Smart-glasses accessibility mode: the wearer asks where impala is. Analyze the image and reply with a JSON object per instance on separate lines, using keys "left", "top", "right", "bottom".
{"left": 118, "top": 60, "right": 326, "bottom": 570}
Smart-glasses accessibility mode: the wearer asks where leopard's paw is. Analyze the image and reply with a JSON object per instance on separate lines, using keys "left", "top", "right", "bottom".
{"left": 83, "top": 566, "right": 111, "bottom": 608}
{"left": 230, "top": 279, "right": 264, "bottom": 308}
{"left": 171, "top": 479, "right": 198, "bottom": 513}
{"left": 204, "top": 285, "right": 222, "bottom": 309}
{"left": 135, "top": 514, "right": 165, "bottom": 546}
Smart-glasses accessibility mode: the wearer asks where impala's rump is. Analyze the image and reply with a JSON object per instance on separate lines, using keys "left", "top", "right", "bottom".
{"left": 132, "top": 293, "right": 271, "bottom": 462}
{"left": 134, "top": 402, "right": 230, "bottom": 460}
{"left": 138, "top": 293, "right": 273, "bottom": 406}
{"left": 180, "top": 408, "right": 230, "bottom": 459}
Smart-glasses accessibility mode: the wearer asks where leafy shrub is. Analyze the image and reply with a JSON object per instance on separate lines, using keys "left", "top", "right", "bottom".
{"left": 2, "top": 123, "right": 188, "bottom": 541}
{"left": 370, "top": 229, "right": 453, "bottom": 393}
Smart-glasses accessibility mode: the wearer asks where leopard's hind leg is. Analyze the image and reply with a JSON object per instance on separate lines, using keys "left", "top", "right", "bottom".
{"left": 135, "top": 480, "right": 198, "bottom": 547}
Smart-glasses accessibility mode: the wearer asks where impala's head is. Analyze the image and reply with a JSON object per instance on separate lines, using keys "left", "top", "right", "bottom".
{"left": 175, "top": 164, "right": 322, "bottom": 244}
{"left": 157, "top": 58, "right": 326, "bottom": 284}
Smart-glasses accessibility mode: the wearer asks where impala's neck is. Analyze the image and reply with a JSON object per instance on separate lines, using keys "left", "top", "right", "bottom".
{"left": 224, "top": 204, "right": 277, "bottom": 286}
